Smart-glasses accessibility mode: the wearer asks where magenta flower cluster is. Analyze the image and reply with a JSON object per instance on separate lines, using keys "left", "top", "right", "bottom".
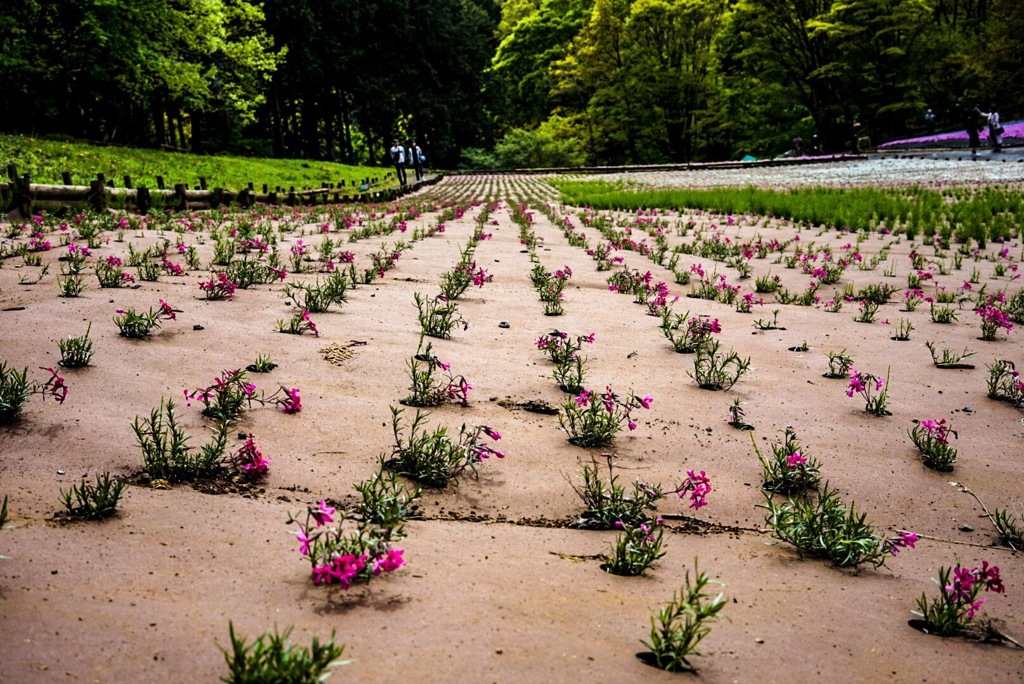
{"left": 679, "top": 470, "right": 712, "bottom": 510}
{"left": 293, "top": 500, "right": 406, "bottom": 589}
{"left": 234, "top": 433, "right": 270, "bottom": 476}
{"left": 944, "top": 561, "right": 1005, "bottom": 619}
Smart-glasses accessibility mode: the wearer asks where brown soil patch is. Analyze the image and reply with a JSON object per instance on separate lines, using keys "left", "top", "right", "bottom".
{"left": 1, "top": 168, "right": 1022, "bottom": 682}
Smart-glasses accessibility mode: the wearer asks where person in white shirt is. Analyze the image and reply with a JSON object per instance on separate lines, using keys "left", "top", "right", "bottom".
{"left": 979, "top": 108, "right": 1002, "bottom": 152}
{"left": 389, "top": 139, "right": 407, "bottom": 184}
{"left": 409, "top": 139, "right": 425, "bottom": 181}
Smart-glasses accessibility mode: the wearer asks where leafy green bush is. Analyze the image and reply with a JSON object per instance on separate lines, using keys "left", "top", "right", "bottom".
{"left": 221, "top": 622, "right": 347, "bottom": 683}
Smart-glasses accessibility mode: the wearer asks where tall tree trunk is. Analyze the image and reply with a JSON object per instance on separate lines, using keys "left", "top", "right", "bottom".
{"left": 302, "top": 95, "right": 320, "bottom": 159}
{"left": 176, "top": 110, "right": 187, "bottom": 150}
{"left": 154, "top": 100, "right": 167, "bottom": 147}
{"left": 271, "top": 84, "right": 284, "bottom": 157}
{"left": 325, "top": 92, "right": 336, "bottom": 161}
{"left": 341, "top": 106, "right": 353, "bottom": 164}
{"left": 191, "top": 111, "right": 204, "bottom": 154}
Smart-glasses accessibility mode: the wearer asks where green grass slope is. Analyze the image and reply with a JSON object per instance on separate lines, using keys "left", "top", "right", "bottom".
{"left": 0, "top": 134, "right": 385, "bottom": 191}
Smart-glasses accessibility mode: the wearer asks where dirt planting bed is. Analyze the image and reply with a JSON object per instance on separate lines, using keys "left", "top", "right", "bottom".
{"left": 1, "top": 165, "right": 1022, "bottom": 682}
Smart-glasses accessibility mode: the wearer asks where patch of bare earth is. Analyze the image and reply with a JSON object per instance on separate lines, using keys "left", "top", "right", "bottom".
{"left": 1, "top": 165, "right": 1022, "bottom": 682}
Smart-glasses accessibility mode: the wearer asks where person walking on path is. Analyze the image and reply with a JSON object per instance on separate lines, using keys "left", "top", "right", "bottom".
{"left": 967, "top": 109, "right": 981, "bottom": 159}
{"left": 389, "top": 139, "right": 407, "bottom": 185}
{"left": 925, "top": 109, "right": 936, "bottom": 135}
{"left": 409, "top": 139, "right": 425, "bottom": 182}
{"left": 979, "top": 107, "right": 1003, "bottom": 152}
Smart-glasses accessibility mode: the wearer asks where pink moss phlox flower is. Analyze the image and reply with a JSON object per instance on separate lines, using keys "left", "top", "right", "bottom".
{"left": 846, "top": 370, "right": 866, "bottom": 397}
{"left": 888, "top": 530, "right": 918, "bottom": 555}
{"left": 445, "top": 378, "right": 472, "bottom": 404}
{"left": 236, "top": 434, "right": 269, "bottom": 475}
{"left": 327, "top": 554, "right": 367, "bottom": 588}
{"left": 574, "top": 389, "right": 593, "bottom": 407}
{"left": 311, "top": 500, "right": 335, "bottom": 527}
{"left": 627, "top": 419, "right": 637, "bottom": 431}
{"left": 373, "top": 548, "right": 405, "bottom": 575}
{"left": 785, "top": 451, "right": 807, "bottom": 468}
{"left": 280, "top": 388, "right": 302, "bottom": 413}
{"left": 301, "top": 310, "right": 319, "bottom": 337}
{"left": 296, "top": 531, "right": 312, "bottom": 557}
{"left": 310, "top": 564, "right": 332, "bottom": 585}
{"left": 637, "top": 394, "right": 654, "bottom": 410}
{"left": 158, "top": 299, "right": 176, "bottom": 321}
{"left": 979, "top": 561, "right": 1005, "bottom": 593}
{"left": 682, "top": 469, "right": 712, "bottom": 510}
{"left": 966, "top": 598, "right": 987, "bottom": 618}
{"left": 946, "top": 565, "right": 977, "bottom": 602}
{"left": 482, "top": 426, "right": 501, "bottom": 440}
{"left": 42, "top": 367, "right": 69, "bottom": 404}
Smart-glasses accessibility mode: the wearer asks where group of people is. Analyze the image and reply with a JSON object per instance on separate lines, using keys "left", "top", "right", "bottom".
{"left": 389, "top": 138, "right": 426, "bottom": 185}
{"left": 966, "top": 106, "right": 1004, "bottom": 157}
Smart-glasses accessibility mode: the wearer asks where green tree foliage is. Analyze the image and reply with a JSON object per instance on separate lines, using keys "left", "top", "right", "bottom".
{"left": 0, "top": 0, "right": 280, "bottom": 150}
{"left": 490, "top": 0, "right": 595, "bottom": 128}
{"left": 0, "top": 0, "right": 1018, "bottom": 166}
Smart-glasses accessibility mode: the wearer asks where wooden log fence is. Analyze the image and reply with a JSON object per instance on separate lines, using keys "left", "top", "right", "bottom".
{"left": 1, "top": 166, "right": 442, "bottom": 217}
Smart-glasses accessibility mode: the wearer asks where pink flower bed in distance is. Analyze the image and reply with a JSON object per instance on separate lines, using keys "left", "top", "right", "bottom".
{"left": 879, "top": 120, "right": 1022, "bottom": 148}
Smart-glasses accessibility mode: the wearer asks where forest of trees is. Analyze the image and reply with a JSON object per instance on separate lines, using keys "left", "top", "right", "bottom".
{"left": 0, "top": 0, "right": 1019, "bottom": 167}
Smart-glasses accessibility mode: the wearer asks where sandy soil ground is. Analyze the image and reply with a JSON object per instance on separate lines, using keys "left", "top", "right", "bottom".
{"left": 1, "top": 161, "right": 1022, "bottom": 683}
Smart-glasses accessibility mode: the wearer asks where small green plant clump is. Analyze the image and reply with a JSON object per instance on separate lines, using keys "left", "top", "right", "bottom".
{"left": 59, "top": 473, "right": 125, "bottom": 520}
{"left": 991, "top": 508, "right": 1023, "bottom": 549}
{"left": 823, "top": 350, "right": 853, "bottom": 379}
{"left": 402, "top": 338, "right": 472, "bottom": 407}
{"left": 354, "top": 468, "right": 421, "bottom": 534}
{"left": 58, "top": 323, "right": 95, "bottom": 368}
{"left": 381, "top": 407, "right": 503, "bottom": 487}
{"left": 558, "top": 387, "right": 653, "bottom": 447}
{"left": 221, "top": 622, "right": 347, "bottom": 683}
{"left": 753, "top": 428, "right": 821, "bottom": 496}
{"left": 132, "top": 399, "right": 229, "bottom": 483}
{"left": 689, "top": 340, "right": 750, "bottom": 391}
{"left": 640, "top": 561, "right": 727, "bottom": 673}
{"left": 986, "top": 359, "right": 1023, "bottom": 407}
{"left": 283, "top": 271, "right": 349, "bottom": 313}
{"left": 913, "top": 560, "right": 1006, "bottom": 638}
{"left": 925, "top": 341, "right": 975, "bottom": 368}
{"left": 414, "top": 292, "right": 467, "bottom": 339}
{"left": 276, "top": 310, "right": 319, "bottom": 336}
{"left": 114, "top": 300, "right": 177, "bottom": 338}
{"left": 760, "top": 483, "right": 917, "bottom": 568}
{"left": 0, "top": 362, "right": 68, "bottom": 423}
{"left": 602, "top": 520, "right": 665, "bottom": 576}
{"left": 909, "top": 419, "right": 958, "bottom": 470}
{"left": 247, "top": 354, "right": 277, "bottom": 373}
{"left": 571, "top": 458, "right": 664, "bottom": 529}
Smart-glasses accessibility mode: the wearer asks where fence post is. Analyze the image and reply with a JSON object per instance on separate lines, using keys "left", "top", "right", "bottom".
{"left": 156, "top": 175, "right": 165, "bottom": 190}
{"left": 174, "top": 184, "right": 187, "bottom": 211}
{"left": 13, "top": 174, "right": 33, "bottom": 216}
{"left": 61, "top": 171, "right": 73, "bottom": 186}
{"left": 199, "top": 177, "right": 207, "bottom": 190}
{"left": 123, "top": 175, "right": 133, "bottom": 189}
{"left": 87, "top": 179, "right": 106, "bottom": 212}
{"left": 7, "top": 164, "right": 17, "bottom": 182}
{"left": 136, "top": 187, "right": 152, "bottom": 215}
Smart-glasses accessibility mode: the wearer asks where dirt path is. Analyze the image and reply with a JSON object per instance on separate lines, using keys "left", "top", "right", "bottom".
{"left": 1, "top": 168, "right": 1022, "bottom": 682}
